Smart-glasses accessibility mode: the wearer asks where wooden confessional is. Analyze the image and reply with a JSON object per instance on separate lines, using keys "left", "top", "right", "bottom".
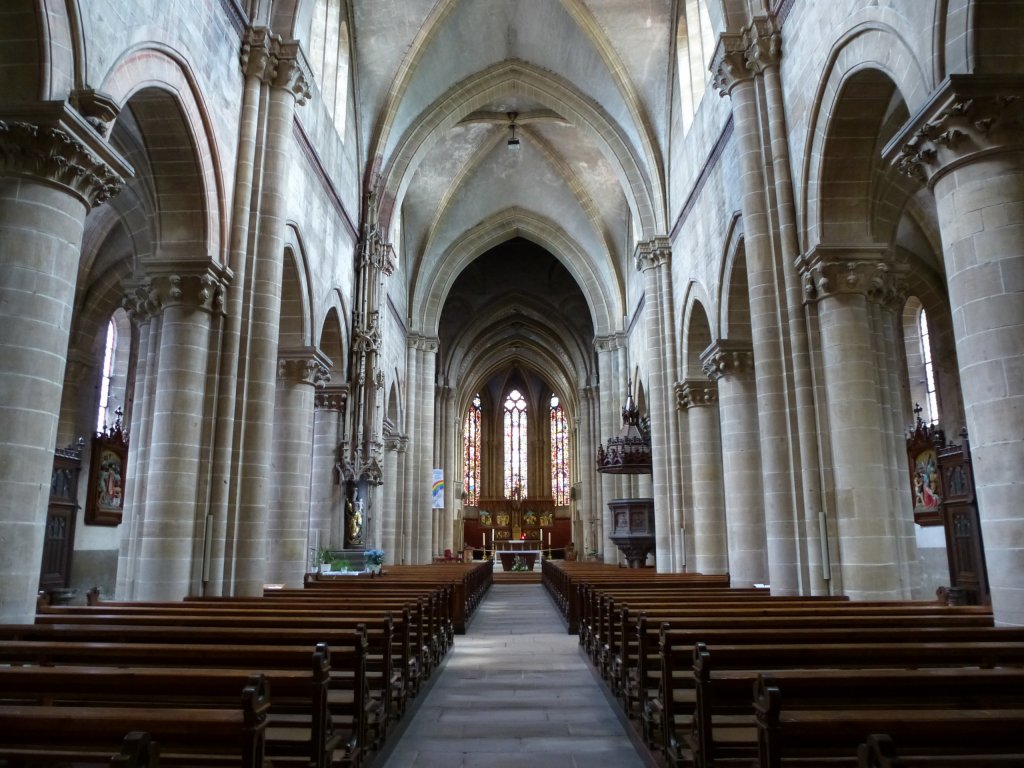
{"left": 907, "top": 411, "right": 990, "bottom": 606}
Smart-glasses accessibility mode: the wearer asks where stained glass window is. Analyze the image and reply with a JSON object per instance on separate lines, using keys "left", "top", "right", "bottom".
{"left": 550, "top": 394, "right": 570, "bottom": 506}
{"left": 463, "top": 394, "right": 481, "bottom": 506}
{"left": 919, "top": 309, "right": 940, "bottom": 425}
{"left": 503, "top": 389, "right": 528, "bottom": 498}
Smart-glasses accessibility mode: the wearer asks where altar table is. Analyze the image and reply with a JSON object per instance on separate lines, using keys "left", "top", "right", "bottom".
{"left": 498, "top": 550, "right": 540, "bottom": 571}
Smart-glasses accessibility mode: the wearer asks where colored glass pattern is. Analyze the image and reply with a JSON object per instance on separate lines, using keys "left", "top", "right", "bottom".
{"left": 463, "top": 394, "right": 481, "bottom": 506}
{"left": 504, "top": 389, "right": 528, "bottom": 498}
{"left": 550, "top": 394, "right": 570, "bottom": 505}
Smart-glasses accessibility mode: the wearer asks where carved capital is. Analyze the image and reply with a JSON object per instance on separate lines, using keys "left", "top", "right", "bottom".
{"left": 744, "top": 15, "right": 781, "bottom": 74}
{"left": 240, "top": 27, "right": 312, "bottom": 105}
{"left": 315, "top": 385, "right": 349, "bottom": 411}
{"left": 241, "top": 27, "right": 276, "bottom": 83}
{"left": 633, "top": 236, "right": 672, "bottom": 272}
{"left": 885, "top": 74, "right": 1024, "bottom": 188}
{"left": 147, "top": 269, "right": 228, "bottom": 314}
{"left": 675, "top": 379, "right": 718, "bottom": 410}
{"left": 799, "top": 246, "right": 908, "bottom": 308}
{"left": 700, "top": 339, "right": 754, "bottom": 381}
{"left": 273, "top": 40, "right": 313, "bottom": 105}
{"left": 0, "top": 102, "right": 129, "bottom": 208}
{"left": 384, "top": 433, "right": 408, "bottom": 452}
{"left": 594, "top": 332, "right": 626, "bottom": 353}
{"left": 122, "top": 281, "right": 161, "bottom": 326}
{"left": 279, "top": 347, "right": 332, "bottom": 387}
{"left": 711, "top": 32, "right": 751, "bottom": 97}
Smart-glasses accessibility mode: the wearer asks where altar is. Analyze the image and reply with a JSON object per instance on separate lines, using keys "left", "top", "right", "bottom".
{"left": 497, "top": 550, "right": 541, "bottom": 572}
{"left": 494, "top": 540, "right": 541, "bottom": 551}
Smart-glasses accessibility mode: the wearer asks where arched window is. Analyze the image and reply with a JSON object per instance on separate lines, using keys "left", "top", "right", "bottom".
{"left": 550, "top": 394, "right": 570, "bottom": 506}
{"left": 919, "top": 309, "right": 940, "bottom": 425}
{"left": 676, "top": 0, "right": 715, "bottom": 134}
{"left": 503, "top": 389, "right": 528, "bottom": 498}
{"left": 309, "top": 0, "right": 350, "bottom": 137}
{"left": 463, "top": 394, "right": 481, "bottom": 506}
{"left": 96, "top": 309, "right": 131, "bottom": 432}
{"left": 96, "top": 318, "right": 118, "bottom": 432}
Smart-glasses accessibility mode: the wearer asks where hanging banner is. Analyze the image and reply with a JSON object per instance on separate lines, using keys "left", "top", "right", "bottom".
{"left": 432, "top": 469, "right": 444, "bottom": 508}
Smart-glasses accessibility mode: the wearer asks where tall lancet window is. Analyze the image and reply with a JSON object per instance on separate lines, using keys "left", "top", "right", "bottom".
{"left": 96, "top": 318, "right": 118, "bottom": 431}
{"left": 463, "top": 394, "right": 481, "bottom": 506}
{"left": 503, "top": 389, "right": 528, "bottom": 498}
{"left": 919, "top": 309, "right": 940, "bottom": 425}
{"left": 550, "top": 394, "right": 570, "bottom": 506}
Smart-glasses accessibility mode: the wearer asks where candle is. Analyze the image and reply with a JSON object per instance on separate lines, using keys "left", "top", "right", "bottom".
{"left": 548, "top": 532, "right": 552, "bottom": 546}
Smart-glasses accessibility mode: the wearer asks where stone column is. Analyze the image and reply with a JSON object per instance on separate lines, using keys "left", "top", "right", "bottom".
{"left": 416, "top": 338, "right": 439, "bottom": 563}
{"left": 887, "top": 76, "right": 1024, "bottom": 623}
{"left": 135, "top": 270, "right": 227, "bottom": 601}
{"left": 401, "top": 336, "right": 419, "bottom": 565}
{"left": 267, "top": 350, "right": 330, "bottom": 586}
{"left": 310, "top": 387, "right": 346, "bottom": 564}
{"left": 232, "top": 43, "right": 311, "bottom": 595}
{"left": 595, "top": 335, "right": 625, "bottom": 563}
{"left": 801, "top": 248, "right": 909, "bottom": 600}
{"left": 382, "top": 432, "right": 405, "bottom": 564}
{"left": 713, "top": 32, "right": 800, "bottom": 594}
{"left": 678, "top": 379, "right": 728, "bottom": 574}
{"left": 636, "top": 237, "right": 678, "bottom": 572}
{"left": 577, "top": 384, "right": 599, "bottom": 556}
{"left": 702, "top": 340, "right": 767, "bottom": 587}
{"left": 116, "top": 294, "right": 158, "bottom": 599}
{"left": 205, "top": 27, "right": 276, "bottom": 596}
{"left": 0, "top": 106, "right": 126, "bottom": 622}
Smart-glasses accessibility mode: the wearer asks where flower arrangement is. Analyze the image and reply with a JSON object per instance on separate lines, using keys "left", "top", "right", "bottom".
{"left": 511, "top": 555, "right": 530, "bottom": 572}
{"left": 364, "top": 549, "right": 385, "bottom": 566}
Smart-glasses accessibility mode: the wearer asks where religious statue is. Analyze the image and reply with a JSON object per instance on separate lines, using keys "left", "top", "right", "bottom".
{"left": 346, "top": 494, "right": 364, "bottom": 547}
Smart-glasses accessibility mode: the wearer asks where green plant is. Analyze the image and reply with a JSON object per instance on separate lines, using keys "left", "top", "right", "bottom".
{"left": 332, "top": 558, "right": 350, "bottom": 572}
{"left": 511, "top": 555, "right": 530, "bottom": 572}
{"left": 317, "top": 546, "right": 333, "bottom": 564}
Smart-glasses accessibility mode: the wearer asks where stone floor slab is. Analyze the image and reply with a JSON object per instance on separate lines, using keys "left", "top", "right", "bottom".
{"left": 373, "top": 583, "right": 652, "bottom": 768}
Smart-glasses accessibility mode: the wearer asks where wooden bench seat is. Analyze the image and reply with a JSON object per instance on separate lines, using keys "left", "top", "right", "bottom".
{"left": 0, "top": 674, "right": 270, "bottom": 768}
{"left": 755, "top": 675, "right": 1024, "bottom": 768}
{"left": 0, "top": 639, "right": 366, "bottom": 768}
{"left": 689, "top": 663, "right": 1024, "bottom": 768}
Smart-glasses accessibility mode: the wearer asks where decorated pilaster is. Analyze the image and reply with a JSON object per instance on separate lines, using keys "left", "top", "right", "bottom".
{"left": 677, "top": 379, "right": 727, "bottom": 574}
{"left": 701, "top": 340, "right": 767, "bottom": 587}
{"left": 267, "top": 349, "right": 330, "bottom": 586}
{"left": 0, "top": 105, "right": 128, "bottom": 621}
{"left": 712, "top": 24, "right": 801, "bottom": 594}
{"left": 886, "top": 76, "right": 1024, "bottom": 624}
{"left": 800, "top": 247, "right": 913, "bottom": 599}
{"left": 232, "top": 37, "right": 311, "bottom": 596}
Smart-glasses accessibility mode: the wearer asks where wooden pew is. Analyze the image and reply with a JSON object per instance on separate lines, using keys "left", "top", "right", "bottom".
{"left": 33, "top": 604, "right": 406, "bottom": 731}
{"left": 755, "top": 674, "right": 1024, "bottom": 768}
{"left": 0, "top": 638, "right": 366, "bottom": 768}
{"left": 857, "top": 732, "right": 1024, "bottom": 768}
{"left": 690, "top": 661, "right": 1024, "bottom": 768}
{"left": 0, "top": 673, "right": 270, "bottom": 768}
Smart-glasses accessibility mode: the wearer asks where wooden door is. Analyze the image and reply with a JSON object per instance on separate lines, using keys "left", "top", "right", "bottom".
{"left": 39, "top": 447, "right": 81, "bottom": 592}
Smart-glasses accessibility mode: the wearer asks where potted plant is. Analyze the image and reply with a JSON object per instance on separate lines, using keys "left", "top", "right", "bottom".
{"left": 364, "top": 549, "right": 385, "bottom": 575}
{"left": 317, "top": 547, "right": 333, "bottom": 573}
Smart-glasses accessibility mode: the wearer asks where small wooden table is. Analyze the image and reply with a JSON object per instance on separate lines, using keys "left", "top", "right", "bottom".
{"left": 498, "top": 551, "right": 540, "bottom": 571}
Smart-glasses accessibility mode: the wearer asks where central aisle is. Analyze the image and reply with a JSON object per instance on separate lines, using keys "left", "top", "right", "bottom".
{"left": 376, "top": 583, "right": 652, "bottom": 768}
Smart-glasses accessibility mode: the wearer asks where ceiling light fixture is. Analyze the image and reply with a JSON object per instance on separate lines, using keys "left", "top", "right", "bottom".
{"left": 507, "top": 111, "right": 520, "bottom": 151}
